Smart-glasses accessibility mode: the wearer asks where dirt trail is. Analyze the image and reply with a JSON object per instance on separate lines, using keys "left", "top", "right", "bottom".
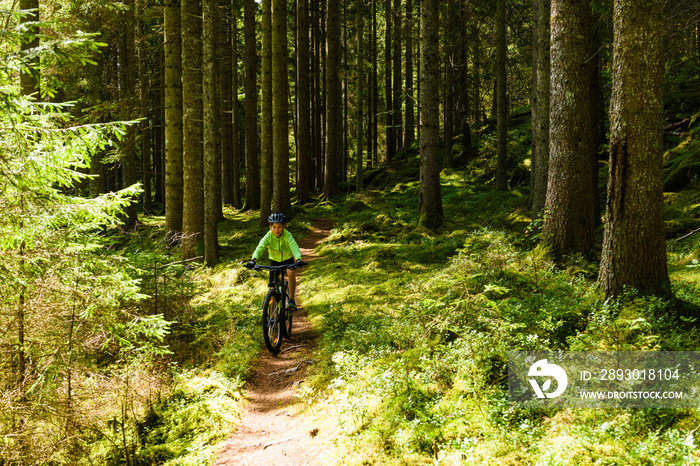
{"left": 214, "top": 219, "right": 337, "bottom": 466}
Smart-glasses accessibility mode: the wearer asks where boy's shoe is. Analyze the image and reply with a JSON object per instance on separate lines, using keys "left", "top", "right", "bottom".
{"left": 288, "top": 299, "right": 297, "bottom": 311}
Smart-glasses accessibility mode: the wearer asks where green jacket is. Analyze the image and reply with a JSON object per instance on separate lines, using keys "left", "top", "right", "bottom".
{"left": 252, "top": 229, "right": 302, "bottom": 263}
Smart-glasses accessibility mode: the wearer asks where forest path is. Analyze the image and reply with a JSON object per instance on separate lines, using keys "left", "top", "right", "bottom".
{"left": 213, "top": 218, "right": 337, "bottom": 466}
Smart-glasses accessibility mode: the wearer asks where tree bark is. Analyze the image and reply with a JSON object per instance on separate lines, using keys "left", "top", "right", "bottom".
{"left": 272, "top": 0, "right": 290, "bottom": 213}
{"left": 418, "top": 0, "right": 443, "bottom": 229}
{"left": 531, "top": 0, "right": 550, "bottom": 220}
{"left": 260, "top": 0, "right": 273, "bottom": 224}
{"left": 181, "top": 0, "right": 204, "bottom": 259}
{"left": 19, "top": 0, "right": 40, "bottom": 98}
{"left": 232, "top": 1, "right": 242, "bottom": 209}
{"left": 356, "top": 0, "right": 364, "bottom": 191}
{"left": 384, "top": 0, "right": 394, "bottom": 161}
{"left": 393, "top": 0, "right": 403, "bottom": 152}
{"left": 599, "top": 0, "right": 669, "bottom": 297}
{"left": 297, "top": 0, "right": 312, "bottom": 203}
{"left": 204, "top": 0, "right": 220, "bottom": 265}
{"left": 220, "top": 0, "right": 235, "bottom": 207}
{"left": 325, "top": 0, "right": 342, "bottom": 198}
{"left": 164, "top": 0, "right": 184, "bottom": 240}
{"left": 138, "top": 0, "right": 153, "bottom": 214}
{"left": 244, "top": 0, "right": 260, "bottom": 211}
{"left": 404, "top": 0, "right": 415, "bottom": 147}
{"left": 495, "top": 0, "right": 508, "bottom": 190}
{"left": 542, "top": 0, "right": 597, "bottom": 254}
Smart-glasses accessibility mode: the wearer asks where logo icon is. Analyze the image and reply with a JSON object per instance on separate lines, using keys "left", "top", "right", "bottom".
{"left": 528, "top": 359, "right": 568, "bottom": 399}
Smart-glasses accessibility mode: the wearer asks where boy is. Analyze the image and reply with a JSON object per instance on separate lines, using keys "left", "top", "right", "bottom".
{"left": 249, "top": 212, "right": 303, "bottom": 310}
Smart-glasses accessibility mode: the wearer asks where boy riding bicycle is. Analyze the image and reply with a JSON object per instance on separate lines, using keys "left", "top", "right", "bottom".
{"left": 248, "top": 212, "right": 303, "bottom": 310}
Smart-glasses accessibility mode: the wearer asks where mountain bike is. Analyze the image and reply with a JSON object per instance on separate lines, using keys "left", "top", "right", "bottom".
{"left": 244, "top": 261, "right": 307, "bottom": 354}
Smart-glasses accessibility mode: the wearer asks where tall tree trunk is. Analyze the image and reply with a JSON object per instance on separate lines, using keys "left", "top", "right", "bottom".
{"left": 164, "top": 0, "right": 184, "bottom": 241}
{"left": 418, "top": 0, "right": 443, "bottom": 229}
{"left": 531, "top": 0, "right": 551, "bottom": 220}
{"left": 220, "top": 0, "right": 235, "bottom": 207}
{"left": 138, "top": 0, "right": 153, "bottom": 214}
{"left": 443, "top": 0, "right": 455, "bottom": 167}
{"left": 404, "top": 0, "right": 415, "bottom": 147}
{"left": 272, "top": 0, "right": 290, "bottom": 212}
{"left": 153, "top": 44, "right": 166, "bottom": 209}
{"left": 356, "top": 0, "right": 364, "bottom": 191}
{"left": 121, "top": 0, "right": 138, "bottom": 227}
{"left": 232, "top": 1, "right": 242, "bottom": 209}
{"left": 19, "top": 0, "right": 40, "bottom": 98}
{"left": 313, "top": 0, "right": 323, "bottom": 191}
{"left": 260, "top": 0, "right": 273, "bottom": 225}
{"left": 181, "top": 0, "right": 204, "bottom": 259}
{"left": 244, "top": 0, "right": 260, "bottom": 211}
{"left": 385, "top": 0, "right": 394, "bottom": 161}
{"left": 204, "top": 0, "right": 220, "bottom": 265}
{"left": 542, "top": 0, "right": 597, "bottom": 254}
{"left": 599, "top": 0, "right": 669, "bottom": 297}
{"left": 297, "top": 0, "right": 312, "bottom": 203}
{"left": 372, "top": 0, "right": 378, "bottom": 165}
{"left": 325, "top": 0, "right": 342, "bottom": 197}
{"left": 494, "top": 0, "right": 508, "bottom": 190}
{"left": 393, "top": 0, "right": 403, "bottom": 152}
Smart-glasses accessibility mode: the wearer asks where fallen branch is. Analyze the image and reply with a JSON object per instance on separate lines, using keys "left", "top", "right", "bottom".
{"left": 263, "top": 434, "right": 305, "bottom": 449}
{"left": 664, "top": 118, "right": 691, "bottom": 132}
{"left": 672, "top": 226, "right": 700, "bottom": 242}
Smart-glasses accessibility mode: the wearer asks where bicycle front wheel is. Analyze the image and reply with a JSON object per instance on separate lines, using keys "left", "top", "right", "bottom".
{"left": 262, "top": 290, "right": 282, "bottom": 354}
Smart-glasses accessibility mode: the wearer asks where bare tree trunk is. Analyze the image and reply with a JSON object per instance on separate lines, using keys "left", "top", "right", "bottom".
{"left": 260, "top": 0, "right": 273, "bottom": 224}
{"left": 220, "top": 0, "right": 235, "bottom": 207}
{"left": 356, "top": 0, "right": 364, "bottom": 191}
{"left": 181, "top": 0, "right": 204, "bottom": 259}
{"left": 204, "top": 0, "right": 221, "bottom": 265}
{"left": 138, "top": 0, "right": 153, "bottom": 214}
{"left": 244, "top": 0, "right": 260, "bottom": 211}
{"left": 325, "top": 0, "right": 342, "bottom": 197}
{"left": 232, "top": 1, "right": 242, "bottom": 209}
{"left": 385, "top": 0, "right": 394, "bottom": 161}
{"left": 495, "top": 0, "right": 508, "bottom": 190}
{"left": 272, "top": 0, "right": 290, "bottom": 212}
{"left": 19, "top": 0, "right": 40, "bottom": 98}
{"left": 599, "top": 0, "right": 669, "bottom": 297}
{"left": 297, "top": 0, "right": 312, "bottom": 203}
{"left": 542, "top": 0, "right": 597, "bottom": 254}
{"left": 404, "top": 0, "right": 415, "bottom": 147}
{"left": 531, "top": 0, "right": 550, "bottom": 220}
{"left": 418, "top": 0, "right": 443, "bottom": 229}
{"left": 393, "top": 0, "right": 403, "bottom": 152}
{"left": 164, "top": 0, "right": 184, "bottom": 240}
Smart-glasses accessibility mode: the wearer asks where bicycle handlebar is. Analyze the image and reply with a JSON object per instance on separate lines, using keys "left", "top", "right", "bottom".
{"left": 242, "top": 260, "right": 307, "bottom": 271}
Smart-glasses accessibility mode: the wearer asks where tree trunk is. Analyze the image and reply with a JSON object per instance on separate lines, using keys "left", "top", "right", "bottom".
{"left": 272, "top": 0, "right": 290, "bottom": 213}
{"left": 220, "top": 0, "right": 235, "bottom": 207}
{"left": 204, "top": 0, "right": 220, "bottom": 265}
{"left": 138, "top": 0, "right": 153, "bottom": 214}
{"left": 19, "top": 0, "right": 40, "bottom": 98}
{"left": 325, "top": 0, "right": 342, "bottom": 198}
{"left": 164, "top": 0, "right": 184, "bottom": 240}
{"left": 244, "top": 0, "right": 260, "bottom": 211}
{"left": 443, "top": 0, "right": 455, "bottom": 167}
{"left": 495, "top": 0, "right": 508, "bottom": 190}
{"left": 356, "top": 0, "right": 364, "bottom": 191}
{"left": 232, "top": 2, "right": 242, "bottom": 209}
{"left": 542, "top": 0, "right": 597, "bottom": 255}
{"left": 260, "top": 0, "right": 273, "bottom": 225}
{"left": 404, "top": 0, "right": 415, "bottom": 147}
{"left": 531, "top": 0, "right": 550, "bottom": 220}
{"left": 393, "top": 0, "right": 403, "bottom": 153}
{"left": 313, "top": 0, "right": 323, "bottom": 191}
{"left": 297, "top": 0, "right": 312, "bottom": 203}
{"left": 599, "top": 0, "right": 669, "bottom": 297}
{"left": 384, "top": 0, "right": 394, "bottom": 161}
{"left": 181, "top": 0, "right": 204, "bottom": 259}
{"left": 418, "top": 0, "right": 443, "bottom": 229}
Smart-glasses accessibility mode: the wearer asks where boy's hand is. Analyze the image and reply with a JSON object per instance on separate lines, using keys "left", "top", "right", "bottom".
{"left": 245, "top": 259, "right": 256, "bottom": 269}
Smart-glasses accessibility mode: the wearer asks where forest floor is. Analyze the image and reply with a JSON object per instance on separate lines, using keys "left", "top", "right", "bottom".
{"left": 213, "top": 218, "right": 338, "bottom": 466}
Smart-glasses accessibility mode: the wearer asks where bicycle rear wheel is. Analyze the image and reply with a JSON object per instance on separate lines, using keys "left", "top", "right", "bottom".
{"left": 262, "top": 290, "right": 282, "bottom": 354}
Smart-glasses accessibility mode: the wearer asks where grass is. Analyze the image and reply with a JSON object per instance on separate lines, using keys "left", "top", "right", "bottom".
{"left": 91, "top": 117, "right": 700, "bottom": 465}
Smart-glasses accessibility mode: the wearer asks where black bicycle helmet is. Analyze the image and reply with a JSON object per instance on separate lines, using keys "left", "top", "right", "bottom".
{"left": 268, "top": 212, "right": 286, "bottom": 224}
